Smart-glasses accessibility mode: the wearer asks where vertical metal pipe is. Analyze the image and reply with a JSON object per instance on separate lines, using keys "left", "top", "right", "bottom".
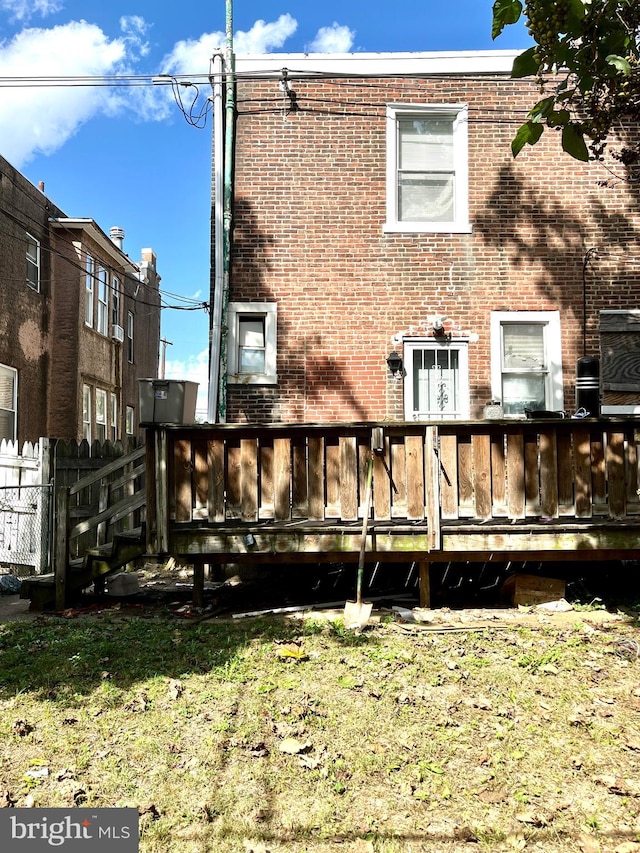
{"left": 218, "top": 0, "right": 236, "bottom": 423}
{"left": 207, "top": 52, "right": 225, "bottom": 422}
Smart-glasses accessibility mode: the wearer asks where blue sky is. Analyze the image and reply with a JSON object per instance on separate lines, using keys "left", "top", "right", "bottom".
{"left": 0, "top": 1, "right": 530, "bottom": 418}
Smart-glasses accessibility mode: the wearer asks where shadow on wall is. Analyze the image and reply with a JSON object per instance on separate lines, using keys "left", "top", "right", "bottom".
{"left": 228, "top": 197, "right": 370, "bottom": 423}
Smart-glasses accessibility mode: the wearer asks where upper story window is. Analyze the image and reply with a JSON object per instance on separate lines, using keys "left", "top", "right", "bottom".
{"left": 97, "top": 266, "right": 109, "bottom": 336}
{"left": 127, "top": 311, "right": 134, "bottom": 363}
{"left": 385, "top": 104, "right": 470, "bottom": 234}
{"left": 112, "top": 277, "right": 121, "bottom": 327}
{"left": 491, "top": 311, "right": 564, "bottom": 416}
{"left": 227, "top": 302, "right": 277, "bottom": 385}
{"left": 125, "top": 405, "right": 135, "bottom": 436}
{"left": 26, "top": 233, "right": 40, "bottom": 291}
{"left": 85, "top": 256, "right": 94, "bottom": 327}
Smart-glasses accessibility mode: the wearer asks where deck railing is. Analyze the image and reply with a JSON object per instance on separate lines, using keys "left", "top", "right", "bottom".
{"left": 145, "top": 419, "right": 640, "bottom": 559}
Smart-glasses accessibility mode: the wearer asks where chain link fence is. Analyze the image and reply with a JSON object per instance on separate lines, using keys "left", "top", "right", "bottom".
{"left": 0, "top": 484, "right": 52, "bottom": 576}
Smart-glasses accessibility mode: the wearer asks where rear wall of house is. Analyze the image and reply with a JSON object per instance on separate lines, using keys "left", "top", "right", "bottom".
{"left": 228, "top": 72, "right": 640, "bottom": 423}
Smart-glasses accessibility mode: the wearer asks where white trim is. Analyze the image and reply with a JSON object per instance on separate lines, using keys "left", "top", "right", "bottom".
{"left": 403, "top": 339, "right": 470, "bottom": 420}
{"left": 490, "top": 311, "right": 564, "bottom": 414}
{"left": 601, "top": 405, "right": 640, "bottom": 415}
{"left": 385, "top": 103, "right": 470, "bottom": 234}
{"left": 234, "top": 50, "right": 523, "bottom": 77}
{"left": 227, "top": 302, "right": 278, "bottom": 386}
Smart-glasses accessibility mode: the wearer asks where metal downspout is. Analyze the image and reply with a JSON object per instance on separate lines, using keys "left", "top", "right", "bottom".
{"left": 207, "top": 51, "right": 225, "bottom": 422}
{"left": 218, "top": 0, "right": 235, "bottom": 423}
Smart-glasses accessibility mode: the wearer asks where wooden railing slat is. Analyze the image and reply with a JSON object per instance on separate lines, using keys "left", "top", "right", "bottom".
{"left": 406, "top": 434, "right": 425, "bottom": 520}
{"left": 506, "top": 431, "right": 525, "bottom": 518}
{"left": 574, "top": 428, "right": 592, "bottom": 518}
{"left": 439, "top": 433, "right": 458, "bottom": 520}
{"left": 208, "top": 438, "right": 225, "bottom": 522}
{"left": 607, "top": 431, "right": 626, "bottom": 518}
{"left": 174, "top": 438, "right": 192, "bottom": 523}
{"left": 241, "top": 438, "right": 258, "bottom": 521}
{"left": 339, "top": 436, "right": 358, "bottom": 521}
{"left": 539, "top": 430, "right": 559, "bottom": 518}
{"left": 472, "top": 434, "right": 491, "bottom": 520}
{"left": 308, "top": 436, "right": 324, "bottom": 520}
{"left": 274, "top": 437, "right": 291, "bottom": 520}
{"left": 373, "top": 437, "right": 391, "bottom": 520}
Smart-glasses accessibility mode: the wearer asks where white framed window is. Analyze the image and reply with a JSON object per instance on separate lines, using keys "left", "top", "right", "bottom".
{"left": 227, "top": 302, "right": 277, "bottom": 385}
{"left": 403, "top": 340, "right": 469, "bottom": 420}
{"left": 96, "top": 388, "right": 107, "bottom": 442}
{"left": 26, "top": 233, "right": 40, "bottom": 291}
{"left": 85, "top": 255, "right": 94, "bottom": 327}
{"left": 127, "top": 311, "right": 134, "bottom": 363}
{"left": 110, "top": 393, "right": 118, "bottom": 441}
{"left": 491, "top": 311, "right": 564, "bottom": 416}
{"left": 385, "top": 103, "right": 470, "bottom": 234}
{"left": 0, "top": 364, "right": 17, "bottom": 441}
{"left": 126, "top": 405, "right": 135, "bottom": 436}
{"left": 97, "top": 266, "right": 109, "bottom": 335}
{"left": 82, "top": 384, "right": 91, "bottom": 442}
{"left": 112, "top": 277, "right": 121, "bottom": 326}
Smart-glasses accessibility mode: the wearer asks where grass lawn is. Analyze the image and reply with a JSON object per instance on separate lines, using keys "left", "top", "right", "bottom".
{"left": 2, "top": 602, "right": 640, "bottom": 852}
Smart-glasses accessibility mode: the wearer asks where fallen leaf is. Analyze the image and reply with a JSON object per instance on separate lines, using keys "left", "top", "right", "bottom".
{"left": 453, "top": 825, "right": 478, "bottom": 842}
{"left": 278, "top": 738, "right": 311, "bottom": 755}
{"left": 478, "top": 787, "right": 508, "bottom": 804}
{"left": 168, "top": 679, "right": 184, "bottom": 700}
{"left": 506, "top": 832, "right": 526, "bottom": 851}
{"left": 0, "top": 789, "right": 16, "bottom": 808}
{"left": 625, "top": 736, "right": 640, "bottom": 751}
{"left": 577, "top": 834, "right": 601, "bottom": 853}
{"left": 594, "top": 776, "right": 640, "bottom": 797}
{"left": 515, "top": 811, "right": 548, "bottom": 826}
{"left": 139, "top": 804, "right": 160, "bottom": 820}
{"left": 349, "top": 841, "right": 374, "bottom": 853}
{"left": 614, "top": 843, "right": 640, "bottom": 853}
{"left": 242, "top": 840, "right": 270, "bottom": 853}
{"left": 275, "top": 642, "right": 308, "bottom": 662}
{"left": 12, "top": 719, "right": 34, "bottom": 737}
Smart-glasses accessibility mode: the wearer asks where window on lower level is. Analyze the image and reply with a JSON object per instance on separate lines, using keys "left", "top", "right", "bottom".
{"left": 96, "top": 388, "right": 107, "bottom": 442}
{"left": 110, "top": 393, "right": 118, "bottom": 441}
{"left": 491, "top": 311, "right": 564, "bottom": 416}
{"left": 126, "top": 406, "right": 135, "bottom": 436}
{"left": 385, "top": 103, "right": 470, "bottom": 234}
{"left": 403, "top": 340, "right": 470, "bottom": 420}
{"left": 0, "top": 364, "right": 17, "bottom": 441}
{"left": 26, "top": 233, "right": 40, "bottom": 291}
{"left": 227, "top": 302, "right": 277, "bottom": 385}
{"left": 82, "top": 385, "right": 91, "bottom": 442}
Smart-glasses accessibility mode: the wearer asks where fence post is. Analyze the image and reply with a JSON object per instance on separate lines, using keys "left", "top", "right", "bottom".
{"left": 38, "top": 438, "right": 52, "bottom": 574}
{"left": 54, "top": 484, "right": 70, "bottom": 610}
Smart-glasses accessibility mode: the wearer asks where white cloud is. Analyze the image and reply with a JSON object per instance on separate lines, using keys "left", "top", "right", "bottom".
{"left": 161, "top": 13, "right": 298, "bottom": 76}
{"left": 0, "top": 0, "right": 62, "bottom": 24}
{"left": 0, "top": 17, "right": 165, "bottom": 168}
{"left": 306, "top": 23, "right": 355, "bottom": 53}
{"left": 164, "top": 348, "right": 210, "bottom": 420}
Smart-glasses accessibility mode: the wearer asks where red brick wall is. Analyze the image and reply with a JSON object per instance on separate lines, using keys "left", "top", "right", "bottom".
{"left": 227, "top": 70, "right": 640, "bottom": 423}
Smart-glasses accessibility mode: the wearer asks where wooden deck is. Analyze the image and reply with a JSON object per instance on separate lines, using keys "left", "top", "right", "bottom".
{"left": 144, "top": 418, "right": 640, "bottom": 604}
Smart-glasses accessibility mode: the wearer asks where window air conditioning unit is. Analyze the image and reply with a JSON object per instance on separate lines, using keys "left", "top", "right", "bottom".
{"left": 111, "top": 324, "right": 125, "bottom": 343}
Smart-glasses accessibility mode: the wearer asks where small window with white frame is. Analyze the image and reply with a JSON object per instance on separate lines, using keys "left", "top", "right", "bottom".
{"left": 127, "top": 311, "right": 134, "bottom": 363}
{"left": 125, "top": 405, "right": 135, "bottom": 436}
{"left": 227, "top": 302, "right": 277, "bottom": 385}
{"left": 491, "top": 311, "right": 564, "bottom": 416}
{"left": 110, "top": 393, "right": 118, "bottom": 441}
{"left": 112, "top": 277, "right": 121, "bottom": 327}
{"left": 26, "top": 233, "right": 40, "bottom": 291}
{"left": 85, "top": 255, "right": 94, "bottom": 327}
{"left": 82, "top": 384, "right": 91, "bottom": 442}
{"left": 385, "top": 103, "right": 470, "bottom": 234}
{"left": 96, "top": 388, "right": 107, "bottom": 442}
{"left": 97, "top": 266, "right": 109, "bottom": 336}
{"left": 0, "top": 364, "right": 17, "bottom": 442}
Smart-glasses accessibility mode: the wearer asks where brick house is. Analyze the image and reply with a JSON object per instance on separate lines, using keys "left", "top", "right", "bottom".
{"left": 214, "top": 50, "right": 640, "bottom": 424}
{"left": 0, "top": 154, "right": 161, "bottom": 443}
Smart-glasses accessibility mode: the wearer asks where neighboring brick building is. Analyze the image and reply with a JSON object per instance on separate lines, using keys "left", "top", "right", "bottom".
{"left": 215, "top": 50, "right": 640, "bottom": 423}
{"left": 0, "top": 154, "right": 161, "bottom": 443}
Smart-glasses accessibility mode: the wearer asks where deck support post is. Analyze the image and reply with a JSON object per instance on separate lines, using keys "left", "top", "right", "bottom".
{"left": 54, "top": 484, "right": 69, "bottom": 611}
{"left": 419, "top": 560, "right": 431, "bottom": 609}
{"left": 193, "top": 560, "right": 205, "bottom": 609}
